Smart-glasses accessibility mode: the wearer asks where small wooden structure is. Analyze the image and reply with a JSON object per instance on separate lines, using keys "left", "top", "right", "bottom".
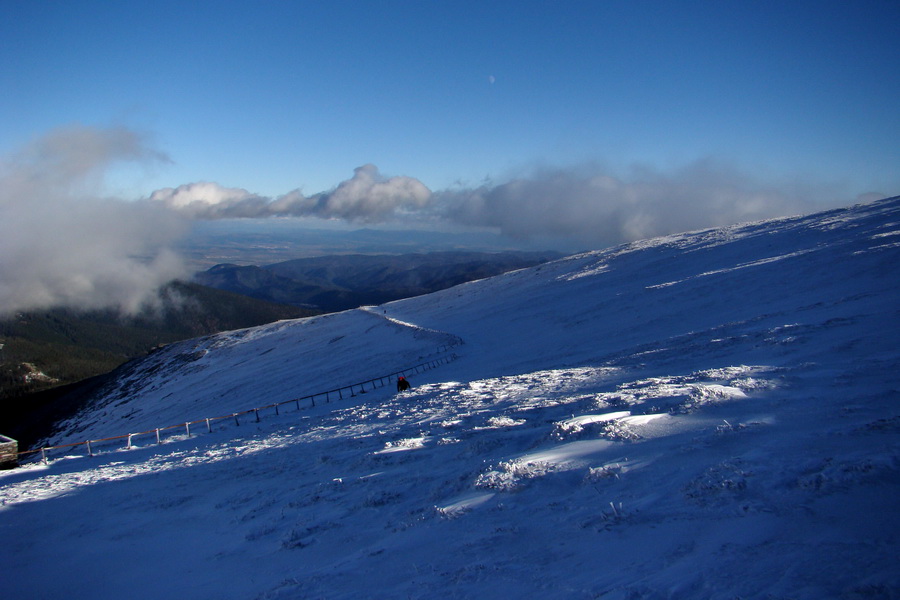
{"left": 0, "top": 435, "right": 18, "bottom": 469}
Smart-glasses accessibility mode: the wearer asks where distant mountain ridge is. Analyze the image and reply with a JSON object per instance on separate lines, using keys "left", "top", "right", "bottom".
{"left": 195, "top": 250, "right": 564, "bottom": 312}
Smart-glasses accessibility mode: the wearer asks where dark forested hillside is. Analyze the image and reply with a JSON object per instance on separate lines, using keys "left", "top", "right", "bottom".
{"left": 0, "top": 281, "right": 314, "bottom": 402}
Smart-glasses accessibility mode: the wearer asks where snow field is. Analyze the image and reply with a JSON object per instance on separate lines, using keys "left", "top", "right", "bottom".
{"left": 1, "top": 197, "right": 898, "bottom": 599}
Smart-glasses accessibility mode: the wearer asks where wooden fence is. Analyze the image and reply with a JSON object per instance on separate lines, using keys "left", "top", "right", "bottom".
{"left": 14, "top": 352, "right": 459, "bottom": 467}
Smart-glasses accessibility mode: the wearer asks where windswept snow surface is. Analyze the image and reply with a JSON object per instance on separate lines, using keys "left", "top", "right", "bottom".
{"left": 2, "top": 197, "right": 899, "bottom": 599}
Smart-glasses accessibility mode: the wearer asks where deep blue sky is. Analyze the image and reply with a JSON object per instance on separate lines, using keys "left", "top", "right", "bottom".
{"left": 3, "top": 0, "right": 898, "bottom": 199}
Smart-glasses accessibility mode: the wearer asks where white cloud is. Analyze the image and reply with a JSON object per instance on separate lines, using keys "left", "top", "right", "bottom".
{"left": 0, "top": 125, "right": 189, "bottom": 315}
{"left": 435, "top": 160, "right": 830, "bottom": 247}
{"left": 1, "top": 122, "right": 852, "bottom": 314}
{"left": 150, "top": 181, "right": 257, "bottom": 208}
{"left": 151, "top": 159, "right": 839, "bottom": 251}
{"left": 314, "top": 164, "right": 432, "bottom": 221}
{"left": 149, "top": 182, "right": 269, "bottom": 219}
{"left": 153, "top": 164, "right": 433, "bottom": 222}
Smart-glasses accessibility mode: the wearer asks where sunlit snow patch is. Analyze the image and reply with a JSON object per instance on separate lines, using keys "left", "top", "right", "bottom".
{"left": 474, "top": 416, "right": 527, "bottom": 430}
{"left": 476, "top": 439, "right": 615, "bottom": 491}
{"left": 555, "top": 411, "right": 632, "bottom": 435}
{"left": 436, "top": 492, "right": 496, "bottom": 517}
{"left": 595, "top": 366, "right": 770, "bottom": 414}
{"left": 375, "top": 436, "right": 431, "bottom": 454}
{"left": 620, "top": 413, "right": 669, "bottom": 426}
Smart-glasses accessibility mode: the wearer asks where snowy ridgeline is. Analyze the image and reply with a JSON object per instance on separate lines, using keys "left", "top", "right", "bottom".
{"left": 1, "top": 197, "right": 898, "bottom": 599}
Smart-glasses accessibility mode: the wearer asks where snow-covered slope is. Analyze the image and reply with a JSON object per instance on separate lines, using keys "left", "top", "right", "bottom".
{"left": 2, "top": 197, "right": 898, "bottom": 599}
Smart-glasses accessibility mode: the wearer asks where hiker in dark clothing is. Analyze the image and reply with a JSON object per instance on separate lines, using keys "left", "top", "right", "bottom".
{"left": 397, "top": 376, "right": 410, "bottom": 392}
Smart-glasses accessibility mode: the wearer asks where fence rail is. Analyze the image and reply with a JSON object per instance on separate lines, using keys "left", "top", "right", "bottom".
{"left": 15, "top": 351, "right": 459, "bottom": 466}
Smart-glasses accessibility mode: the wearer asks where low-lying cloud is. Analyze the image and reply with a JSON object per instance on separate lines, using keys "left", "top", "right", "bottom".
{"left": 435, "top": 161, "right": 828, "bottom": 247}
{"left": 0, "top": 125, "right": 188, "bottom": 315}
{"left": 150, "top": 164, "right": 431, "bottom": 222}
{"left": 154, "top": 159, "right": 839, "bottom": 250}
{"left": 3, "top": 124, "right": 861, "bottom": 315}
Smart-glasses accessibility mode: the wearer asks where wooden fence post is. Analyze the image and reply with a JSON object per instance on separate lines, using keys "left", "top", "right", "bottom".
{"left": 156, "top": 429, "right": 161, "bottom": 444}
{"left": 86, "top": 440, "right": 93, "bottom": 457}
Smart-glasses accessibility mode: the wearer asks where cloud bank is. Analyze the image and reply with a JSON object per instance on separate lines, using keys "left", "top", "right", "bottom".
{"left": 150, "top": 164, "right": 431, "bottom": 222}
{"left": 154, "top": 160, "right": 835, "bottom": 250}
{"left": 436, "top": 161, "right": 825, "bottom": 247}
{"left": 0, "top": 125, "right": 188, "bottom": 315}
{"left": 3, "top": 124, "right": 856, "bottom": 315}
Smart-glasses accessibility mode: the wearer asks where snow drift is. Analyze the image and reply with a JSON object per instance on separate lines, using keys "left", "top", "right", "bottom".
{"left": 1, "top": 196, "right": 898, "bottom": 599}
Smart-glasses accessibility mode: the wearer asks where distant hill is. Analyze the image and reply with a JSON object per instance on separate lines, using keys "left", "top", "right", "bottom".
{"left": 195, "top": 250, "right": 564, "bottom": 312}
{"left": 0, "top": 281, "right": 314, "bottom": 402}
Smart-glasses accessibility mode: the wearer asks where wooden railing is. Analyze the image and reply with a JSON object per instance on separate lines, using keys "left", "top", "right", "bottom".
{"left": 15, "top": 351, "right": 459, "bottom": 466}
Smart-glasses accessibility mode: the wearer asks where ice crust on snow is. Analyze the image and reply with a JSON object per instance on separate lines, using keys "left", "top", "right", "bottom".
{"left": 1, "top": 197, "right": 899, "bottom": 599}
